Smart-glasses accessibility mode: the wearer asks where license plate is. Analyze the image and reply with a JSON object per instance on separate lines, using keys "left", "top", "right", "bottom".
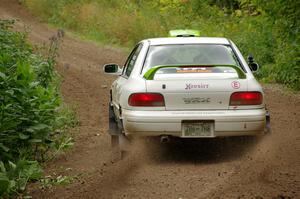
{"left": 182, "top": 121, "right": 214, "bottom": 137}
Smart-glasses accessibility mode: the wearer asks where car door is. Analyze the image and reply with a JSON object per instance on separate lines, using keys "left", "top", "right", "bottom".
{"left": 112, "top": 43, "right": 143, "bottom": 117}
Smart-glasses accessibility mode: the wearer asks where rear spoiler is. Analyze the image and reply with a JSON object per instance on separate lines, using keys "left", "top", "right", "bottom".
{"left": 143, "top": 64, "right": 246, "bottom": 80}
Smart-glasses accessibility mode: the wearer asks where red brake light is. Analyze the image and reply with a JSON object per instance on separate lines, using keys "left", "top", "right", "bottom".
{"left": 128, "top": 93, "right": 165, "bottom": 107}
{"left": 230, "top": 92, "right": 263, "bottom": 106}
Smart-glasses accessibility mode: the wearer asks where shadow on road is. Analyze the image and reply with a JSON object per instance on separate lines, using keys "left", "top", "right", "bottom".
{"left": 141, "top": 136, "right": 261, "bottom": 164}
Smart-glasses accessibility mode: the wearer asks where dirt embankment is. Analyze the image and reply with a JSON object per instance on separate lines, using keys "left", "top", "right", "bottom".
{"left": 0, "top": 1, "right": 299, "bottom": 198}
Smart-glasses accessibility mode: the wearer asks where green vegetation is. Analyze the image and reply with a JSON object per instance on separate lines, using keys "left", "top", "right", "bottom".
{"left": 40, "top": 174, "right": 74, "bottom": 189}
{"left": 0, "top": 20, "right": 76, "bottom": 197}
{"left": 22, "top": 0, "right": 299, "bottom": 90}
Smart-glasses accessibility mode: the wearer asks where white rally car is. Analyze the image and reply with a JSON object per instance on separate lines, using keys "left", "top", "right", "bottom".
{"left": 104, "top": 30, "right": 270, "bottom": 147}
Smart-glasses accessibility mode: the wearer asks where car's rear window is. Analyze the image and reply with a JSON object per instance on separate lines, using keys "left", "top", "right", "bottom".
{"left": 142, "top": 44, "right": 241, "bottom": 74}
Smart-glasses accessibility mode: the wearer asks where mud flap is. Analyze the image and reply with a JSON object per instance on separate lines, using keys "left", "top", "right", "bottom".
{"left": 111, "top": 134, "right": 130, "bottom": 160}
{"left": 109, "top": 104, "right": 130, "bottom": 159}
{"left": 109, "top": 104, "right": 122, "bottom": 136}
{"left": 111, "top": 135, "right": 119, "bottom": 148}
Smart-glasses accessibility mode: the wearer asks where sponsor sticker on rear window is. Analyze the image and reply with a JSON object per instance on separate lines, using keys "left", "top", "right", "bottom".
{"left": 157, "top": 66, "right": 236, "bottom": 74}
{"left": 176, "top": 67, "right": 213, "bottom": 73}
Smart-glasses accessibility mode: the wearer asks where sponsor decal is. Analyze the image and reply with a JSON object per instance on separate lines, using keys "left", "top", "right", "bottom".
{"left": 185, "top": 83, "right": 209, "bottom": 90}
{"left": 183, "top": 97, "right": 210, "bottom": 104}
{"left": 231, "top": 81, "right": 240, "bottom": 89}
{"left": 177, "top": 67, "right": 212, "bottom": 73}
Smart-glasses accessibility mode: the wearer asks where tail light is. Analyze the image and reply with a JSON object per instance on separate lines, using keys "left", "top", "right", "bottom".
{"left": 230, "top": 92, "right": 263, "bottom": 106}
{"left": 128, "top": 93, "right": 165, "bottom": 107}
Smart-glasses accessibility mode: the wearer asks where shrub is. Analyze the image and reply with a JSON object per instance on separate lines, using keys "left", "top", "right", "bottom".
{"left": 0, "top": 20, "right": 75, "bottom": 197}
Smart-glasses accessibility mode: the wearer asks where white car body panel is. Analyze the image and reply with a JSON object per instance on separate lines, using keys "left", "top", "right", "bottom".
{"left": 106, "top": 37, "right": 267, "bottom": 138}
{"left": 123, "top": 109, "right": 265, "bottom": 137}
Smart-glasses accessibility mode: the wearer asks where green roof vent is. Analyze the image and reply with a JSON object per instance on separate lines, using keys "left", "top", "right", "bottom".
{"left": 168, "top": 29, "right": 200, "bottom": 37}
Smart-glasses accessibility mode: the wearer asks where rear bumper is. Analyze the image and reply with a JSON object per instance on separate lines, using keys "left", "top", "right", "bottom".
{"left": 122, "top": 109, "right": 266, "bottom": 137}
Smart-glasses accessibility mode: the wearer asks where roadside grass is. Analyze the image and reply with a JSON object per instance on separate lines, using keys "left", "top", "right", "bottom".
{"left": 39, "top": 174, "right": 74, "bottom": 189}
{"left": 0, "top": 19, "right": 77, "bottom": 197}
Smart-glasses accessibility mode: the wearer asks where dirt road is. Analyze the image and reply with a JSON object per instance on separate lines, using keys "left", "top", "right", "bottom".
{"left": 1, "top": 1, "right": 299, "bottom": 198}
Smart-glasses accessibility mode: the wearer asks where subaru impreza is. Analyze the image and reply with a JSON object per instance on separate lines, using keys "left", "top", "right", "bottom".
{"left": 103, "top": 30, "right": 270, "bottom": 148}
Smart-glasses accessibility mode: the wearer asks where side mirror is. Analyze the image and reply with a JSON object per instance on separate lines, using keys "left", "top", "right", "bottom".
{"left": 249, "top": 62, "right": 259, "bottom": 72}
{"left": 247, "top": 54, "right": 259, "bottom": 72}
{"left": 103, "top": 63, "right": 122, "bottom": 75}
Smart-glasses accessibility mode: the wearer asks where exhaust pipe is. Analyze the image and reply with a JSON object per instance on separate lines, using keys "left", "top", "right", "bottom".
{"left": 160, "top": 135, "right": 170, "bottom": 143}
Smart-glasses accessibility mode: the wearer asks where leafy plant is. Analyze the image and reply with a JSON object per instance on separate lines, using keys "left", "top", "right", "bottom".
{"left": 0, "top": 160, "right": 42, "bottom": 196}
{"left": 0, "top": 20, "right": 76, "bottom": 197}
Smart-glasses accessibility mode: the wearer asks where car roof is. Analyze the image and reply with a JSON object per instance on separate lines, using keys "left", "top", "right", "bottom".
{"left": 145, "top": 37, "right": 230, "bottom": 46}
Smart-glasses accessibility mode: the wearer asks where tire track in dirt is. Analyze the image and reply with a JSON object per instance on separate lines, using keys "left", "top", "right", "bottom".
{"left": 1, "top": 1, "right": 299, "bottom": 198}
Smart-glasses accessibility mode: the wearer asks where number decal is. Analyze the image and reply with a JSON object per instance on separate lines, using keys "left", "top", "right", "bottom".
{"left": 231, "top": 81, "right": 240, "bottom": 89}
